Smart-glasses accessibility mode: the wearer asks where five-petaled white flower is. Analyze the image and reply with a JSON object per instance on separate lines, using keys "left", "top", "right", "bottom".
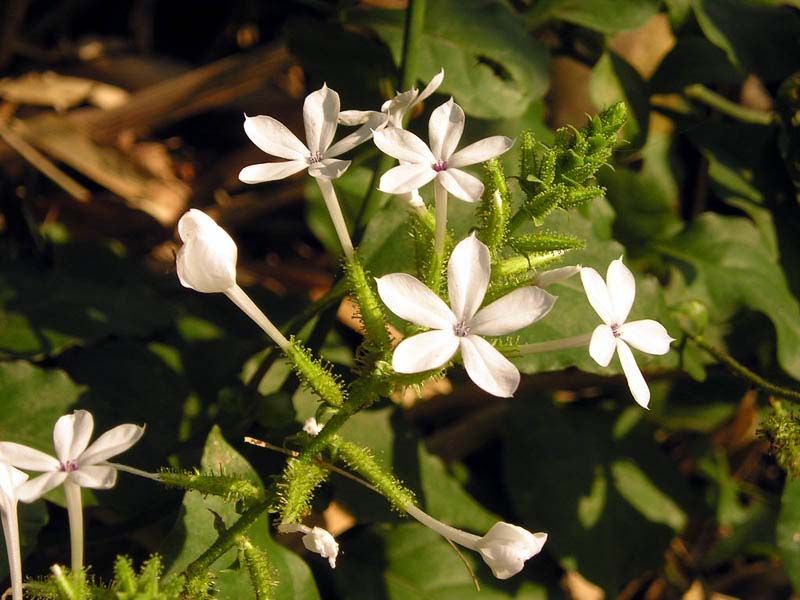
{"left": 581, "top": 258, "right": 674, "bottom": 408}
{"left": 381, "top": 69, "right": 445, "bottom": 129}
{"left": 373, "top": 98, "right": 512, "bottom": 202}
{"left": 278, "top": 523, "right": 339, "bottom": 568}
{"left": 377, "top": 234, "right": 556, "bottom": 397}
{"left": 475, "top": 522, "right": 548, "bottom": 580}
{"left": 0, "top": 462, "right": 28, "bottom": 600}
{"left": 239, "top": 84, "right": 387, "bottom": 184}
{"left": 176, "top": 209, "right": 238, "bottom": 294}
{"left": 0, "top": 410, "right": 145, "bottom": 501}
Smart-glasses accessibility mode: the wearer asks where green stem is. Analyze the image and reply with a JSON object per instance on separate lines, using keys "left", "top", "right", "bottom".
{"left": 513, "top": 332, "right": 592, "bottom": 356}
{"left": 399, "top": 0, "right": 426, "bottom": 91}
{"left": 684, "top": 84, "right": 775, "bottom": 126}
{"left": 184, "top": 499, "right": 272, "bottom": 582}
{"left": 688, "top": 332, "right": 800, "bottom": 401}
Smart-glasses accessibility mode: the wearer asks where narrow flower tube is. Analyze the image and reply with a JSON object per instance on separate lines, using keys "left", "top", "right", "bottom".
{"left": 0, "top": 463, "right": 28, "bottom": 599}
{"left": 405, "top": 505, "right": 547, "bottom": 580}
{"left": 315, "top": 177, "right": 355, "bottom": 258}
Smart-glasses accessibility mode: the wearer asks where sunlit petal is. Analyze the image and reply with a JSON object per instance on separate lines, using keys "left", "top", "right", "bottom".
{"left": 379, "top": 164, "right": 436, "bottom": 195}
{"left": 607, "top": 257, "right": 635, "bottom": 324}
{"left": 71, "top": 465, "right": 117, "bottom": 489}
{"left": 79, "top": 424, "right": 145, "bottom": 466}
{"left": 243, "top": 115, "right": 308, "bottom": 160}
{"left": 0, "top": 442, "right": 59, "bottom": 471}
{"left": 616, "top": 339, "right": 650, "bottom": 408}
{"left": 580, "top": 267, "right": 615, "bottom": 325}
{"left": 448, "top": 234, "right": 491, "bottom": 321}
{"left": 470, "top": 287, "right": 556, "bottom": 336}
{"left": 376, "top": 273, "right": 456, "bottom": 329}
{"left": 437, "top": 168, "right": 484, "bottom": 202}
{"left": 619, "top": 320, "right": 674, "bottom": 355}
{"left": 429, "top": 99, "right": 464, "bottom": 161}
{"left": 448, "top": 136, "right": 513, "bottom": 168}
{"left": 588, "top": 324, "right": 616, "bottom": 367}
{"left": 460, "top": 335, "right": 520, "bottom": 398}
{"left": 53, "top": 410, "right": 94, "bottom": 463}
{"left": 303, "top": 84, "right": 340, "bottom": 154}
{"left": 373, "top": 127, "right": 435, "bottom": 163}
{"left": 238, "top": 160, "right": 307, "bottom": 183}
{"left": 392, "top": 331, "right": 460, "bottom": 373}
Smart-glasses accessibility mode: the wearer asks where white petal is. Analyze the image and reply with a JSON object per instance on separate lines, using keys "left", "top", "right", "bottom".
{"left": 476, "top": 523, "right": 547, "bottom": 580}
{"left": 0, "top": 464, "right": 27, "bottom": 500}
{"left": 449, "top": 136, "right": 513, "bottom": 168}
{"left": 619, "top": 320, "right": 674, "bottom": 355}
{"left": 376, "top": 273, "right": 455, "bottom": 329}
{"left": 53, "top": 410, "right": 94, "bottom": 463}
{"left": 301, "top": 527, "right": 339, "bottom": 569}
{"left": 381, "top": 90, "right": 417, "bottom": 127}
{"left": 238, "top": 160, "right": 307, "bottom": 184}
{"left": 588, "top": 324, "right": 616, "bottom": 367}
{"left": 303, "top": 84, "right": 340, "bottom": 154}
{"left": 580, "top": 267, "right": 615, "bottom": 325}
{"left": 447, "top": 234, "right": 491, "bottom": 322}
{"left": 392, "top": 330, "right": 460, "bottom": 373}
{"left": 337, "top": 110, "right": 372, "bottom": 126}
{"left": 70, "top": 465, "right": 117, "bottom": 489}
{"left": 176, "top": 210, "right": 238, "bottom": 293}
{"left": 378, "top": 163, "right": 436, "bottom": 195}
{"left": 429, "top": 99, "right": 465, "bottom": 161}
{"left": 607, "top": 258, "right": 636, "bottom": 324}
{"left": 308, "top": 158, "right": 350, "bottom": 179}
{"left": 373, "top": 127, "right": 434, "bottom": 164}
{"left": 416, "top": 68, "right": 445, "bottom": 104}
{"left": 460, "top": 335, "right": 520, "bottom": 398}
{"left": 0, "top": 442, "right": 59, "bottom": 471}
{"left": 616, "top": 339, "right": 650, "bottom": 408}
{"left": 437, "top": 169, "right": 484, "bottom": 203}
{"left": 535, "top": 265, "right": 581, "bottom": 288}
{"left": 326, "top": 111, "right": 389, "bottom": 157}
{"left": 17, "top": 471, "right": 67, "bottom": 503}
{"left": 243, "top": 115, "right": 308, "bottom": 160}
{"left": 470, "top": 287, "right": 556, "bottom": 336}
{"left": 79, "top": 424, "right": 145, "bottom": 465}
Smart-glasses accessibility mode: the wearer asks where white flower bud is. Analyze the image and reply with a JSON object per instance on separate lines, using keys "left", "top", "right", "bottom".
{"left": 278, "top": 523, "right": 339, "bottom": 569}
{"left": 474, "top": 522, "right": 547, "bottom": 580}
{"left": 176, "top": 209, "right": 238, "bottom": 293}
{"left": 302, "top": 417, "right": 323, "bottom": 437}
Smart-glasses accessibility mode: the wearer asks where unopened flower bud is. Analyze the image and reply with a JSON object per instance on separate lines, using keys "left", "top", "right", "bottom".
{"left": 474, "top": 522, "right": 547, "bottom": 580}
{"left": 278, "top": 523, "right": 339, "bottom": 569}
{"left": 176, "top": 209, "right": 238, "bottom": 293}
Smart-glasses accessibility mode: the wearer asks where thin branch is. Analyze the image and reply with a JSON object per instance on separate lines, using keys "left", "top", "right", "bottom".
{"left": 684, "top": 84, "right": 775, "bottom": 126}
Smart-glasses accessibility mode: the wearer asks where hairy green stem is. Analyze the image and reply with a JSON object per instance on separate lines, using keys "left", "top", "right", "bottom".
{"left": 345, "top": 255, "right": 392, "bottom": 351}
{"left": 684, "top": 84, "right": 775, "bottom": 126}
{"left": 688, "top": 332, "right": 800, "bottom": 401}
{"left": 184, "top": 499, "right": 272, "bottom": 582}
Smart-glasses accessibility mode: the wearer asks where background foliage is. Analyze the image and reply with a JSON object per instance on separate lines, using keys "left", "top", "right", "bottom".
{"left": 1, "top": 0, "right": 800, "bottom": 598}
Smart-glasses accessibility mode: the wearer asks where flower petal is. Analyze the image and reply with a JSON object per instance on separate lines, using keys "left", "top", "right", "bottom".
{"left": 392, "top": 330, "right": 460, "bottom": 373}
{"left": 429, "top": 99, "right": 464, "bottom": 161}
{"left": 0, "top": 464, "right": 28, "bottom": 496}
{"left": 588, "top": 324, "right": 616, "bottom": 367}
{"left": 437, "top": 168, "right": 484, "bottom": 202}
{"left": 0, "top": 442, "right": 59, "bottom": 471}
{"left": 308, "top": 158, "right": 350, "bottom": 180}
{"left": 326, "top": 111, "right": 388, "bottom": 157}
{"left": 449, "top": 136, "right": 513, "bottom": 168}
{"left": 176, "top": 211, "right": 238, "bottom": 294}
{"left": 238, "top": 160, "right": 307, "bottom": 184}
{"left": 376, "top": 273, "right": 455, "bottom": 329}
{"left": 470, "top": 287, "right": 556, "bottom": 336}
{"left": 337, "top": 110, "right": 372, "bottom": 126}
{"left": 535, "top": 265, "right": 581, "bottom": 288}
{"left": 71, "top": 465, "right": 117, "bottom": 489}
{"left": 607, "top": 257, "right": 636, "bottom": 324}
{"left": 378, "top": 163, "right": 436, "bottom": 195}
{"left": 580, "top": 267, "right": 615, "bottom": 325}
{"left": 476, "top": 522, "right": 547, "bottom": 580}
{"left": 79, "top": 424, "right": 145, "bottom": 466}
{"left": 17, "top": 471, "right": 67, "bottom": 503}
{"left": 417, "top": 68, "right": 445, "bottom": 104}
{"left": 303, "top": 84, "right": 340, "bottom": 154}
{"left": 460, "top": 335, "right": 520, "bottom": 397}
{"left": 53, "top": 410, "right": 94, "bottom": 463}
{"left": 373, "top": 127, "right": 435, "bottom": 164}
{"left": 619, "top": 320, "right": 674, "bottom": 355}
{"left": 616, "top": 339, "right": 650, "bottom": 408}
{"left": 243, "top": 115, "right": 308, "bottom": 160}
{"left": 448, "top": 234, "right": 491, "bottom": 322}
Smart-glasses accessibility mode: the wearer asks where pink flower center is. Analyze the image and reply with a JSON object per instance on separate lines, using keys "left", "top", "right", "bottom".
{"left": 433, "top": 160, "right": 448, "bottom": 172}
{"left": 611, "top": 324, "right": 621, "bottom": 338}
{"left": 308, "top": 152, "right": 323, "bottom": 164}
{"left": 60, "top": 460, "right": 79, "bottom": 473}
{"left": 453, "top": 321, "right": 470, "bottom": 337}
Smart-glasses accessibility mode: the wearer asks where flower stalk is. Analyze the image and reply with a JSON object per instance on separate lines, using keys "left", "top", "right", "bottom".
{"left": 514, "top": 332, "right": 593, "bottom": 355}
{"left": 63, "top": 480, "right": 84, "bottom": 572}
{"left": 315, "top": 177, "right": 355, "bottom": 258}
{"left": 225, "top": 284, "right": 290, "bottom": 350}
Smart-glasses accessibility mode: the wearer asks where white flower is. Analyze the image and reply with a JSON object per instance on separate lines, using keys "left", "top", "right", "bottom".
{"left": 239, "top": 84, "right": 387, "bottom": 184}
{"left": 373, "top": 98, "right": 512, "bottom": 202}
{"left": 0, "top": 410, "right": 144, "bottom": 502}
{"left": 376, "top": 234, "right": 556, "bottom": 397}
{"left": 0, "top": 463, "right": 28, "bottom": 600}
{"left": 278, "top": 523, "right": 339, "bottom": 568}
{"left": 474, "top": 522, "right": 548, "bottom": 580}
{"left": 302, "top": 417, "right": 323, "bottom": 437}
{"left": 176, "top": 209, "right": 238, "bottom": 293}
{"left": 534, "top": 265, "right": 581, "bottom": 288}
{"left": 580, "top": 258, "right": 674, "bottom": 408}
{"left": 381, "top": 69, "right": 445, "bottom": 128}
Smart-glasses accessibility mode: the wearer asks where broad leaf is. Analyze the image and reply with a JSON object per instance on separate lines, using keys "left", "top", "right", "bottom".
{"left": 777, "top": 478, "right": 800, "bottom": 592}
{"left": 526, "top": 0, "right": 662, "bottom": 34}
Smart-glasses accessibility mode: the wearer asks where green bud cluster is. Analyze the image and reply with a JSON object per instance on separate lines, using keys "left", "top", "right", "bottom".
{"left": 762, "top": 401, "right": 800, "bottom": 478}
{"left": 112, "top": 555, "right": 185, "bottom": 600}
{"left": 285, "top": 337, "right": 346, "bottom": 408}
{"left": 237, "top": 536, "right": 278, "bottom": 600}
{"left": 476, "top": 159, "right": 511, "bottom": 253}
{"left": 158, "top": 469, "right": 264, "bottom": 507}
{"left": 277, "top": 459, "right": 329, "bottom": 524}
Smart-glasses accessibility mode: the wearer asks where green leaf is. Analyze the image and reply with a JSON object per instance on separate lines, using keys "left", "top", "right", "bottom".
{"left": 346, "top": 0, "right": 549, "bottom": 119}
{"left": 659, "top": 213, "right": 800, "bottom": 380}
{"left": 503, "top": 400, "right": 694, "bottom": 594}
{"left": 692, "top": 0, "right": 800, "bottom": 82}
{"left": 650, "top": 35, "right": 744, "bottom": 94}
{"left": 162, "top": 426, "right": 320, "bottom": 600}
{"left": 777, "top": 478, "right": 800, "bottom": 592}
{"left": 525, "top": 0, "right": 662, "bottom": 33}
{"left": 590, "top": 51, "right": 649, "bottom": 148}
{"left": 333, "top": 523, "right": 559, "bottom": 599}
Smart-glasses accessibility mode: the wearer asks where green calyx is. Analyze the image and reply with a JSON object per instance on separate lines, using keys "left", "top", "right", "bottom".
{"left": 158, "top": 469, "right": 264, "bottom": 507}
{"left": 237, "top": 536, "right": 278, "bottom": 600}
{"left": 277, "top": 459, "right": 329, "bottom": 524}
{"left": 344, "top": 254, "right": 392, "bottom": 353}
{"left": 476, "top": 159, "right": 511, "bottom": 253}
{"left": 285, "top": 337, "right": 346, "bottom": 408}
